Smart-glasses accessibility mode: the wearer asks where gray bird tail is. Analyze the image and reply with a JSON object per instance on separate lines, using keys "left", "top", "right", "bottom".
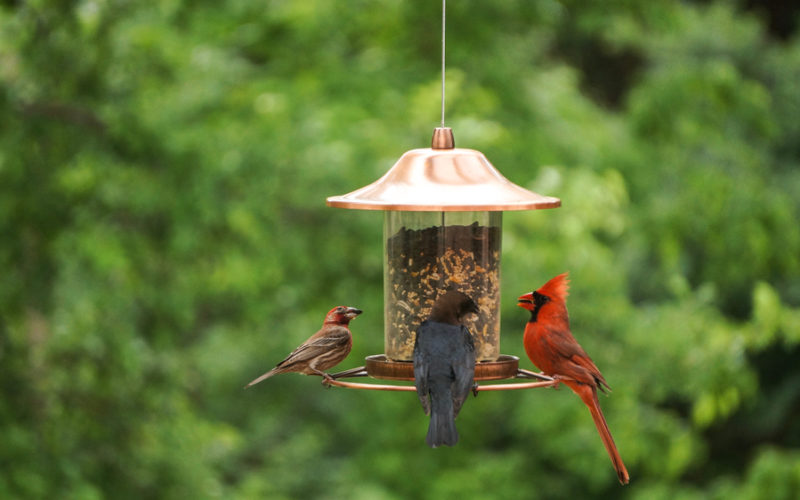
{"left": 426, "top": 393, "right": 458, "bottom": 448}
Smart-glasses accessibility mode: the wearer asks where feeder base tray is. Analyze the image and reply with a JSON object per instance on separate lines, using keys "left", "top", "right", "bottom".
{"left": 365, "top": 354, "right": 519, "bottom": 381}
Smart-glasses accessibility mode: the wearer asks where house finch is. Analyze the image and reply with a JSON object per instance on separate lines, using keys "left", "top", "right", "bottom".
{"left": 518, "top": 273, "right": 630, "bottom": 484}
{"left": 245, "top": 306, "right": 362, "bottom": 387}
{"left": 413, "top": 290, "right": 478, "bottom": 448}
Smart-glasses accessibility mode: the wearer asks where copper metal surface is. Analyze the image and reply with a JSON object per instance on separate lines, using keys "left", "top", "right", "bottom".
{"left": 431, "top": 127, "right": 455, "bottom": 149}
{"left": 326, "top": 134, "right": 561, "bottom": 211}
{"left": 322, "top": 365, "right": 557, "bottom": 392}
{"left": 322, "top": 378, "right": 558, "bottom": 392}
{"left": 364, "top": 354, "right": 520, "bottom": 381}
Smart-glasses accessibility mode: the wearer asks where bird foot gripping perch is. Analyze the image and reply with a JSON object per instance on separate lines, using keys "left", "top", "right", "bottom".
{"left": 321, "top": 366, "right": 369, "bottom": 388}
{"left": 548, "top": 374, "right": 580, "bottom": 390}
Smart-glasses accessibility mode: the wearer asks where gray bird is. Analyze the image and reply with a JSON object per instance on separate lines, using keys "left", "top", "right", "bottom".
{"left": 413, "top": 290, "right": 479, "bottom": 447}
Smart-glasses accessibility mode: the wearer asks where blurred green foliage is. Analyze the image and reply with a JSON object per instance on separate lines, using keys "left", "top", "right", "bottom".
{"left": 2, "top": 0, "right": 800, "bottom": 498}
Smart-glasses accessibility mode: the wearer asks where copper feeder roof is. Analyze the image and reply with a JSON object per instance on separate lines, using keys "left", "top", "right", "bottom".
{"left": 326, "top": 128, "right": 561, "bottom": 212}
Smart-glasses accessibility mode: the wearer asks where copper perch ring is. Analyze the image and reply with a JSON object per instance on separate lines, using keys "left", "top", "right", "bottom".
{"left": 321, "top": 356, "right": 562, "bottom": 392}
{"left": 321, "top": 374, "right": 558, "bottom": 392}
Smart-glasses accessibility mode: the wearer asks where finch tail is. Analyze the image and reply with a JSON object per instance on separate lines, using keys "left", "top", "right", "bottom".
{"left": 244, "top": 368, "right": 280, "bottom": 388}
{"left": 568, "top": 381, "right": 630, "bottom": 485}
{"left": 426, "top": 392, "right": 458, "bottom": 448}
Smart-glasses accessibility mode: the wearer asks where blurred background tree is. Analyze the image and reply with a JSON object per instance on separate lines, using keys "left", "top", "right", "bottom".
{"left": 1, "top": 0, "right": 799, "bottom": 498}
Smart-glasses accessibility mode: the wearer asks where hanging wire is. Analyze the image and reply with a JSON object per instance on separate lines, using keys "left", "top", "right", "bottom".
{"left": 441, "top": 0, "right": 446, "bottom": 128}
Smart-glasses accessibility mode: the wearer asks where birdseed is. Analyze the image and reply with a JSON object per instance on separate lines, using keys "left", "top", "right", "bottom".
{"left": 384, "top": 222, "right": 500, "bottom": 361}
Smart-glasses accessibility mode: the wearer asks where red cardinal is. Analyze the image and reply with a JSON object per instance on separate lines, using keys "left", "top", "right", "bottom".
{"left": 245, "top": 306, "right": 362, "bottom": 387}
{"left": 518, "top": 274, "right": 630, "bottom": 485}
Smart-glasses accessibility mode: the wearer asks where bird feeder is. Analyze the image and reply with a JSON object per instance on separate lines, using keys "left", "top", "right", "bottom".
{"left": 326, "top": 127, "right": 560, "bottom": 387}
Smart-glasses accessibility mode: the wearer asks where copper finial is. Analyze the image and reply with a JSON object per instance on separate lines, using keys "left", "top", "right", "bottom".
{"left": 431, "top": 127, "right": 455, "bottom": 149}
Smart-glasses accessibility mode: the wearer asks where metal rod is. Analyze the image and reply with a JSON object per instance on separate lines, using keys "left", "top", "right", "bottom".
{"left": 329, "top": 366, "right": 369, "bottom": 379}
{"left": 323, "top": 378, "right": 417, "bottom": 391}
{"left": 321, "top": 375, "right": 559, "bottom": 392}
{"left": 473, "top": 380, "right": 557, "bottom": 391}
{"left": 515, "top": 368, "right": 555, "bottom": 381}
{"left": 441, "top": 0, "right": 446, "bottom": 128}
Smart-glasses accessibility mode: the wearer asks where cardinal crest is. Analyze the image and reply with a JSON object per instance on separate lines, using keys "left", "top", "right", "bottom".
{"left": 538, "top": 272, "right": 570, "bottom": 302}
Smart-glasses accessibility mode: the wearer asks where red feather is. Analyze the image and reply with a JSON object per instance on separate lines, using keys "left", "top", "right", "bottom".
{"left": 518, "top": 274, "right": 629, "bottom": 485}
{"left": 537, "top": 272, "right": 570, "bottom": 303}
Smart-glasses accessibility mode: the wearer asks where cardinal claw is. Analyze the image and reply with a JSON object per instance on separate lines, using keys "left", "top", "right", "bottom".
{"left": 321, "top": 374, "right": 335, "bottom": 387}
{"left": 550, "top": 374, "right": 562, "bottom": 390}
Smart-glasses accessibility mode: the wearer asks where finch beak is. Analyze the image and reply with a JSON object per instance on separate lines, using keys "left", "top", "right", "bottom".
{"left": 345, "top": 307, "right": 363, "bottom": 319}
{"left": 517, "top": 293, "right": 534, "bottom": 307}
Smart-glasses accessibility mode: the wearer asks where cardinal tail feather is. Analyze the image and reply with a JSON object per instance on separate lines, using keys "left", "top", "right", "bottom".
{"left": 575, "top": 383, "right": 630, "bottom": 485}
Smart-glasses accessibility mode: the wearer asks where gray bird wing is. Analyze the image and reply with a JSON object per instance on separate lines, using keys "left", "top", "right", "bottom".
{"left": 413, "top": 323, "right": 431, "bottom": 415}
{"left": 275, "top": 327, "right": 350, "bottom": 369}
{"left": 452, "top": 325, "right": 476, "bottom": 417}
